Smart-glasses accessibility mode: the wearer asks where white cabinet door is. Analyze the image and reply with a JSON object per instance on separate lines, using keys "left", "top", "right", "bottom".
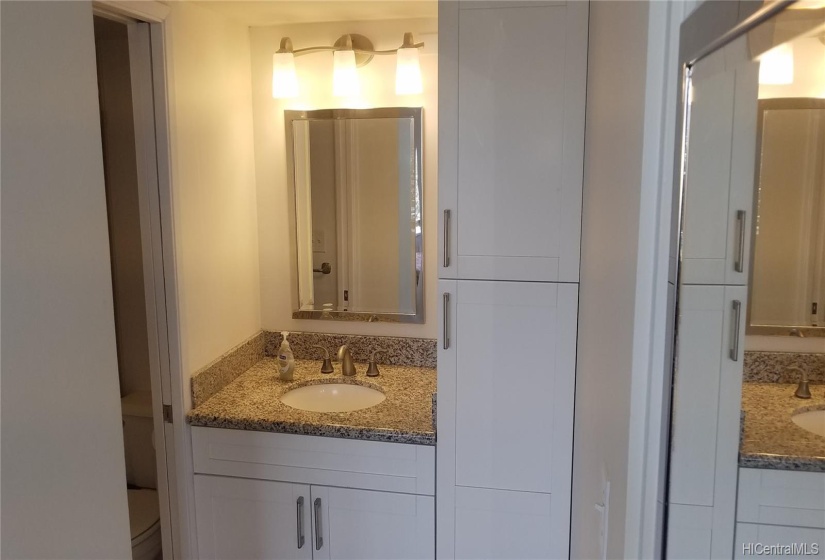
{"left": 668, "top": 284, "right": 747, "bottom": 558}
{"left": 454, "top": 486, "right": 554, "bottom": 560}
{"left": 194, "top": 475, "right": 311, "bottom": 560}
{"left": 312, "top": 485, "right": 434, "bottom": 560}
{"left": 681, "top": 49, "right": 758, "bottom": 285}
{"left": 439, "top": 1, "right": 588, "bottom": 282}
{"left": 437, "top": 280, "right": 578, "bottom": 559}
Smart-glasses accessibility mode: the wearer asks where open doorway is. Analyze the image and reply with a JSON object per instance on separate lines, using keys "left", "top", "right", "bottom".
{"left": 93, "top": 12, "right": 174, "bottom": 559}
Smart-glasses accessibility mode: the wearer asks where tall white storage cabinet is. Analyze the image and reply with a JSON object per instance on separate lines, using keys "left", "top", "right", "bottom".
{"left": 666, "top": 51, "right": 759, "bottom": 558}
{"left": 437, "top": 2, "right": 589, "bottom": 558}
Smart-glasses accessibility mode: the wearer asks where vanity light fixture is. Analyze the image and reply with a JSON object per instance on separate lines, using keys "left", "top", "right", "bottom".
{"left": 272, "top": 38, "right": 299, "bottom": 98}
{"left": 396, "top": 32, "right": 423, "bottom": 95}
{"left": 758, "top": 43, "right": 794, "bottom": 85}
{"left": 271, "top": 32, "right": 425, "bottom": 99}
{"left": 332, "top": 35, "right": 360, "bottom": 97}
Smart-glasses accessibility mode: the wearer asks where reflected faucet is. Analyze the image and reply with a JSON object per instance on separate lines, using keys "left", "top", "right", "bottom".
{"left": 790, "top": 328, "right": 806, "bottom": 338}
{"left": 337, "top": 345, "right": 357, "bottom": 376}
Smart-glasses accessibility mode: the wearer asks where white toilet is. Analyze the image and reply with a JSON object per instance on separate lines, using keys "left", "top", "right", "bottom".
{"left": 121, "top": 391, "right": 163, "bottom": 560}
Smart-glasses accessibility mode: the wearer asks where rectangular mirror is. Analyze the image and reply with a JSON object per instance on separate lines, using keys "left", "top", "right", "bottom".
{"left": 285, "top": 108, "right": 424, "bottom": 322}
{"left": 748, "top": 98, "right": 825, "bottom": 335}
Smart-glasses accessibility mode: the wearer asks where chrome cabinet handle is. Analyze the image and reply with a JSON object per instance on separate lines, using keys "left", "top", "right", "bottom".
{"left": 313, "top": 497, "right": 323, "bottom": 551}
{"left": 443, "top": 209, "right": 451, "bottom": 268}
{"left": 734, "top": 210, "right": 746, "bottom": 273}
{"left": 296, "top": 496, "right": 305, "bottom": 549}
{"left": 730, "top": 300, "right": 742, "bottom": 361}
{"left": 443, "top": 293, "right": 451, "bottom": 350}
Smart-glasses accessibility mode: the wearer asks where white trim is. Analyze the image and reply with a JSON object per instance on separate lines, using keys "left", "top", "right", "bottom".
{"left": 94, "top": 0, "right": 169, "bottom": 23}
{"left": 150, "top": 20, "right": 199, "bottom": 560}
{"left": 126, "top": 18, "right": 175, "bottom": 558}
{"left": 624, "top": 1, "right": 695, "bottom": 558}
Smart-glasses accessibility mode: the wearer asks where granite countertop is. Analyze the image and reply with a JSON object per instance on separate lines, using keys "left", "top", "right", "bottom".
{"left": 740, "top": 382, "right": 825, "bottom": 472}
{"left": 187, "top": 358, "right": 436, "bottom": 445}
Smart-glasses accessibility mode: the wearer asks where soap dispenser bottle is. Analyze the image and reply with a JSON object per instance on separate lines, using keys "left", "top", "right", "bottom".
{"left": 277, "top": 331, "right": 295, "bottom": 381}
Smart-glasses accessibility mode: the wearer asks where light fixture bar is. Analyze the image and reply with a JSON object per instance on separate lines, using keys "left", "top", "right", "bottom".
{"left": 286, "top": 37, "right": 424, "bottom": 57}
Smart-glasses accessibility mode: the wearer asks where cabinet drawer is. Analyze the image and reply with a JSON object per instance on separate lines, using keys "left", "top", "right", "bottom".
{"left": 737, "top": 468, "right": 825, "bottom": 529}
{"left": 192, "top": 427, "right": 435, "bottom": 495}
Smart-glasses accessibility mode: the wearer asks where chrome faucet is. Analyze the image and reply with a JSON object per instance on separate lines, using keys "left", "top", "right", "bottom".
{"left": 337, "top": 345, "right": 357, "bottom": 376}
{"left": 791, "top": 367, "right": 811, "bottom": 399}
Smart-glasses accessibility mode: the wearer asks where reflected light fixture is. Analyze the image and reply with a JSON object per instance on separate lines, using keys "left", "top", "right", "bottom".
{"left": 758, "top": 44, "right": 794, "bottom": 85}
{"left": 396, "top": 32, "right": 423, "bottom": 95}
{"left": 271, "top": 32, "right": 425, "bottom": 99}
{"left": 272, "top": 38, "right": 299, "bottom": 98}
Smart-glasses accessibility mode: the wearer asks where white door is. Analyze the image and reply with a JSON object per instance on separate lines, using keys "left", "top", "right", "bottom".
{"left": 311, "top": 486, "right": 434, "bottom": 560}
{"left": 438, "top": 0, "right": 588, "bottom": 282}
{"left": 437, "top": 280, "right": 578, "bottom": 559}
{"left": 681, "top": 49, "right": 758, "bottom": 286}
{"left": 668, "top": 284, "right": 747, "bottom": 558}
{"left": 194, "top": 475, "right": 312, "bottom": 560}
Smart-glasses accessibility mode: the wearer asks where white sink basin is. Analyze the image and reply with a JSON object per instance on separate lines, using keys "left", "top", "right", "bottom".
{"left": 280, "top": 383, "right": 385, "bottom": 413}
{"left": 792, "top": 409, "right": 825, "bottom": 438}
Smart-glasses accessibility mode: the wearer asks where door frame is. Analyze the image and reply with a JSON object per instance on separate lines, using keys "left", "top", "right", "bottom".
{"left": 92, "top": 2, "right": 196, "bottom": 557}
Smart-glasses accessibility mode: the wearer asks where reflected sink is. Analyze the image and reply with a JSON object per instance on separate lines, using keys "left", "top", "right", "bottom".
{"left": 280, "top": 383, "right": 385, "bottom": 413}
{"left": 792, "top": 409, "right": 825, "bottom": 438}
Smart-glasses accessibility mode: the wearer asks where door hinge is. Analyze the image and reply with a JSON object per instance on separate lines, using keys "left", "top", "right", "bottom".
{"left": 162, "top": 404, "right": 173, "bottom": 424}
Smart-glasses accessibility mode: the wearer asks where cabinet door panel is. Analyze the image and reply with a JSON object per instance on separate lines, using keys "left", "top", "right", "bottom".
{"left": 318, "top": 486, "right": 434, "bottom": 560}
{"left": 681, "top": 50, "right": 758, "bottom": 285}
{"left": 440, "top": 1, "right": 587, "bottom": 282}
{"left": 668, "top": 284, "right": 746, "bottom": 557}
{"left": 454, "top": 281, "right": 577, "bottom": 495}
{"left": 194, "top": 475, "right": 311, "bottom": 560}
{"left": 454, "top": 486, "right": 553, "bottom": 560}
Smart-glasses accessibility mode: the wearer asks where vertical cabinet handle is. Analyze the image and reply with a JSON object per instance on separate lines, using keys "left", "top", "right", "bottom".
{"left": 734, "top": 210, "right": 746, "bottom": 273}
{"left": 296, "top": 496, "right": 305, "bottom": 549}
{"left": 443, "top": 293, "right": 451, "bottom": 350}
{"left": 730, "top": 300, "right": 742, "bottom": 361}
{"left": 443, "top": 209, "right": 451, "bottom": 268}
{"left": 313, "top": 497, "right": 323, "bottom": 551}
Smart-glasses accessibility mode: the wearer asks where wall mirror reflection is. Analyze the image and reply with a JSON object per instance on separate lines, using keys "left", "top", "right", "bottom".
{"left": 749, "top": 98, "right": 825, "bottom": 334}
{"left": 285, "top": 108, "right": 424, "bottom": 322}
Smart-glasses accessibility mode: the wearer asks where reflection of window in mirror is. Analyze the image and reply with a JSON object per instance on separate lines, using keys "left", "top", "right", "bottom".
{"left": 748, "top": 30, "right": 825, "bottom": 339}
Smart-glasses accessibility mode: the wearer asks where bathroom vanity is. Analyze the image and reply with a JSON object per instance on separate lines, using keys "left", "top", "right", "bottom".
{"left": 188, "top": 353, "right": 437, "bottom": 560}
{"left": 735, "top": 383, "right": 825, "bottom": 559}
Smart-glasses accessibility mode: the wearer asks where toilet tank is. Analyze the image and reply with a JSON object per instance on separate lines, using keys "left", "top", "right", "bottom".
{"left": 121, "top": 391, "right": 157, "bottom": 489}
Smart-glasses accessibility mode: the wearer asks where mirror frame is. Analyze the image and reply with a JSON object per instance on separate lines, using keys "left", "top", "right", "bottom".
{"left": 284, "top": 107, "right": 425, "bottom": 323}
{"left": 746, "top": 97, "right": 825, "bottom": 337}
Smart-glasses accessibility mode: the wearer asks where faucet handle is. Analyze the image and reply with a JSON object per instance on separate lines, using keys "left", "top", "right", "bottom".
{"left": 367, "top": 351, "right": 385, "bottom": 377}
{"left": 791, "top": 367, "right": 811, "bottom": 399}
{"left": 312, "top": 345, "right": 334, "bottom": 374}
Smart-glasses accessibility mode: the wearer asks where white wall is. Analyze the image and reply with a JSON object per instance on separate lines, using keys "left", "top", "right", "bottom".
{"left": 1, "top": 2, "right": 132, "bottom": 557}
{"left": 164, "top": 1, "right": 262, "bottom": 397}
{"left": 249, "top": 18, "right": 438, "bottom": 337}
{"left": 571, "top": 2, "right": 651, "bottom": 558}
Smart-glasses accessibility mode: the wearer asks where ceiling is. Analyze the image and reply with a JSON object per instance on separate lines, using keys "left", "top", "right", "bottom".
{"left": 190, "top": 0, "right": 437, "bottom": 26}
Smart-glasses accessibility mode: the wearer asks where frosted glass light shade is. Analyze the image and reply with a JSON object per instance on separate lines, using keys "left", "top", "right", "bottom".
{"left": 272, "top": 52, "right": 299, "bottom": 98}
{"left": 333, "top": 50, "right": 360, "bottom": 97}
{"left": 759, "top": 44, "right": 794, "bottom": 85}
{"left": 396, "top": 47, "right": 422, "bottom": 95}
